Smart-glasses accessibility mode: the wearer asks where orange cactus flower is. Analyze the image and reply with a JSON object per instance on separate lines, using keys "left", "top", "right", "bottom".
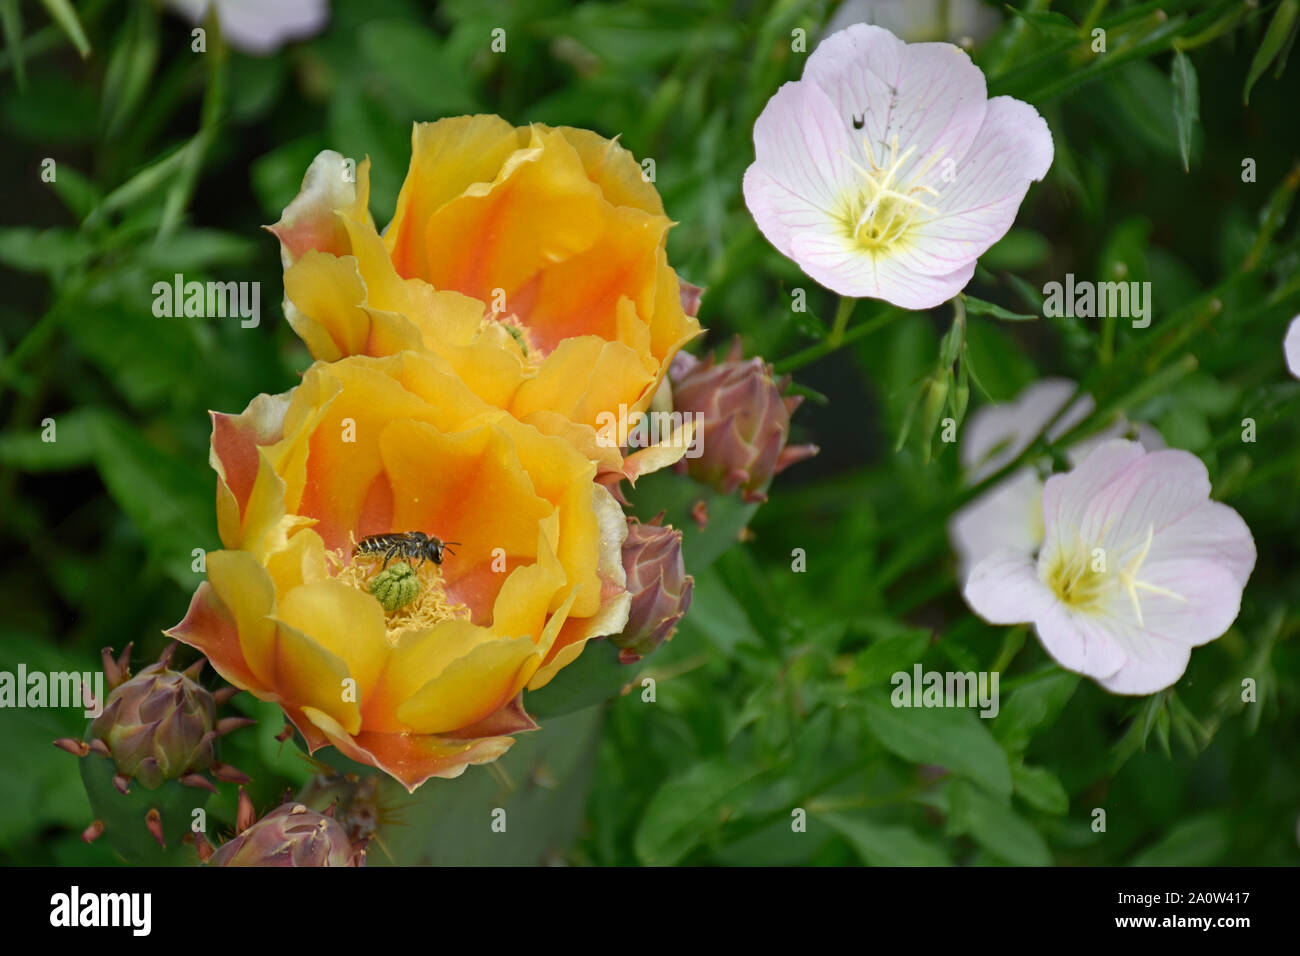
{"left": 167, "top": 352, "right": 630, "bottom": 791}
{"left": 269, "top": 117, "right": 702, "bottom": 484}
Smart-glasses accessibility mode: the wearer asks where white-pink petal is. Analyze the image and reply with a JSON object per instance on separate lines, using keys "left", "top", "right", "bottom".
{"left": 804, "top": 25, "right": 988, "bottom": 193}
{"left": 748, "top": 80, "right": 859, "bottom": 224}
{"left": 788, "top": 229, "right": 976, "bottom": 307}
{"left": 963, "top": 548, "right": 1055, "bottom": 625}
{"left": 1286, "top": 315, "right": 1300, "bottom": 378}
{"left": 908, "top": 97, "right": 1054, "bottom": 272}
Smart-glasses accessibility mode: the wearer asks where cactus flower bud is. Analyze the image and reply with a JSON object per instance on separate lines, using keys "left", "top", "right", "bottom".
{"left": 209, "top": 791, "right": 366, "bottom": 867}
{"left": 609, "top": 517, "right": 695, "bottom": 664}
{"left": 56, "top": 644, "right": 252, "bottom": 863}
{"left": 670, "top": 339, "right": 818, "bottom": 503}
{"left": 89, "top": 645, "right": 228, "bottom": 791}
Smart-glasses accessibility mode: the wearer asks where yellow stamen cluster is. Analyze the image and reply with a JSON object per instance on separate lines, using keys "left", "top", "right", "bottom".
{"left": 328, "top": 539, "right": 470, "bottom": 645}
{"left": 842, "top": 134, "right": 944, "bottom": 252}
{"left": 1041, "top": 524, "right": 1186, "bottom": 624}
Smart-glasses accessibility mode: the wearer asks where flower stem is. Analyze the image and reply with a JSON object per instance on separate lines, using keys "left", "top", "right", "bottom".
{"left": 775, "top": 301, "right": 898, "bottom": 375}
{"left": 829, "top": 295, "right": 856, "bottom": 346}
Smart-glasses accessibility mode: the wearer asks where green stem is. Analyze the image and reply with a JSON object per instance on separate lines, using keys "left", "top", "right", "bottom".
{"left": 1082, "top": 0, "right": 1112, "bottom": 33}
{"left": 775, "top": 303, "right": 897, "bottom": 374}
{"left": 829, "top": 296, "right": 855, "bottom": 346}
{"left": 156, "top": 13, "right": 227, "bottom": 240}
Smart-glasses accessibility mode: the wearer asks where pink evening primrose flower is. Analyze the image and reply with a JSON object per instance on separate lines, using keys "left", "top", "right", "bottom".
{"left": 948, "top": 378, "right": 1164, "bottom": 581}
{"left": 964, "top": 440, "right": 1255, "bottom": 695}
{"left": 1285, "top": 315, "right": 1300, "bottom": 378}
{"left": 743, "top": 24, "right": 1053, "bottom": 310}
{"left": 164, "top": 0, "right": 328, "bottom": 55}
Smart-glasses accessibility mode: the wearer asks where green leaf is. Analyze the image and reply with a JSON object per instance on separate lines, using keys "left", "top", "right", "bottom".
{"left": 90, "top": 416, "right": 217, "bottom": 588}
{"left": 948, "top": 780, "right": 1052, "bottom": 865}
{"left": 0, "top": 227, "right": 95, "bottom": 273}
{"left": 1131, "top": 813, "right": 1231, "bottom": 866}
{"left": 0, "top": 407, "right": 101, "bottom": 471}
{"left": 100, "top": 1, "right": 158, "bottom": 137}
{"left": 38, "top": 0, "right": 89, "bottom": 58}
{"left": 634, "top": 758, "right": 761, "bottom": 865}
{"left": 1244, "top": 0, "right": 1299, "bottom": 104}
{"left": 676, "top": 565, "right": 763, "bottom": 657}
{"left": 358, "top": 20, "right": 478, "bottom": 117}
{"left": 820, "top": 811, "right": 951, "bottom": 866}
{"left": 861, "top": 693, "right": 1012, "bottom": 797}
{"left": 1011, "top": 762, "right": 1069, "bottom": 815}
{"left": 960, "top": 294, "right": 1036, "bottom": 322}
{"left": 0, "top": 0, "right": 24, "bottom": 90}
{"left": 0, "top": 631, "right": 95, "bottom": 849}
{"left": 1005, "top": 6, "right": 1080, "bottom": 40}
{"left": 846, "top": 629, "right": 931, "bottom": 690}
{"left": 993, "top": 670, "right": 1080, "bottom": 753}
{"left": 1170, "top": 49, "right": 1199, "bottom": 172}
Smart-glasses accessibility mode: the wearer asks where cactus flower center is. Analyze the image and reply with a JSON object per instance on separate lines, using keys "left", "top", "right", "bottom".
{"left": 329, "top": 543, "right": 470, "bottom": 645}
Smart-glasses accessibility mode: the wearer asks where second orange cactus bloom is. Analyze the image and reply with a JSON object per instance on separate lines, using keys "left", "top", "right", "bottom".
{"left": 269, "top": 116, "right": 701, "bottom": 479}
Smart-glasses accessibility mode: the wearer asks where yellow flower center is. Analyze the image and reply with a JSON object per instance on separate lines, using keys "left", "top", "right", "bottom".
{"left": 329, "top": 540, "right": 470, "bottom": 645}
{"left": 841, "top": 134, "right": 943, "bottom": 253}
{"left": 1040, "top": 524, "right": 1186, "bottom": 625}
{"left": 1041, "top": 537, "right": 1109, "bottom": 613}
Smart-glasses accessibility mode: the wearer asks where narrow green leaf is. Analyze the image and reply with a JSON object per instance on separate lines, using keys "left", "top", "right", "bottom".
{"left": 38, "top": 0, "right": 89, "bottom": 57}
{"left": 1244, "top": 0, "right": 1299, "bottom": 104}
{"left": 1170, "top": 49, "right": 1199, "bottom": 172}
{"left": 0, "top": 0, "right": 24, "bottom": 89}
{"left": 101, "top": 2, "right": 159, "bottom": 137}
{"left": 961, "top": 294, "right": 1037, "bottom": 322}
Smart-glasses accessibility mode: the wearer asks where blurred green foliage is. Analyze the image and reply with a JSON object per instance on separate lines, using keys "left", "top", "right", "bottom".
{"left": 2, "top": 0, "right": 1299, "bottom": 866}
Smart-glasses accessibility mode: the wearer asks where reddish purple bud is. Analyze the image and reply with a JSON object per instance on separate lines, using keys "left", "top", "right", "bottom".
{"left": 609, "top": 518, "right": 694, "bottom": 663}
{"left": 88, "top": 650, "right": 238, "bottom": 790}
{"left": 679, "top": 278, "right": 704, "bottom": 318}
{"left": 671, "top": 339, "right": 818, "bottom": 503}
{"left": 209, "top": 801, "right": 366, "bottom": 867}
